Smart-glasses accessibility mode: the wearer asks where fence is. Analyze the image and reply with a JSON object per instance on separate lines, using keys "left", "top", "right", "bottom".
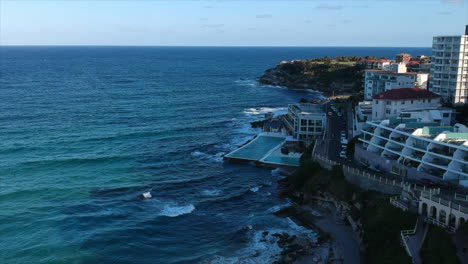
{"left": 390, "top": 196, "right": 409, "bottom": 211}
{"left": 313, "top": 153, "right": 407, "bottom": 194}
{"left": 312, "top": 154, "right": 340, "bottom": 169}
{"left": 342, "top": 165, "right": 405, "bottom": 188}
{"left": 421, "top": 192, "right": 468, "bottom": 215}
{"left": 454, "top": 193, "right": 468, "bottom": 202}
{"left": 400, "top": 218, "right": 419, "bottom": 260}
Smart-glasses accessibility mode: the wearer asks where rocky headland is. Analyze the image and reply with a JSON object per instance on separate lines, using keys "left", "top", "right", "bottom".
{"left": 258, "top": 57, "right": 365, "bottom": 96}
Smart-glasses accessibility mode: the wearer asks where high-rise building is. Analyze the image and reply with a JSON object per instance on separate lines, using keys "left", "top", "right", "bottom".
{"left": 430, "top": 26, "right": 468, "bottom": 104}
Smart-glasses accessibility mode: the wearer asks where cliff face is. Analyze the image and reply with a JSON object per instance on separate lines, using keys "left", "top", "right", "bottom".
{"left": 259, "top": 60, "right": 364, "bottom": 96}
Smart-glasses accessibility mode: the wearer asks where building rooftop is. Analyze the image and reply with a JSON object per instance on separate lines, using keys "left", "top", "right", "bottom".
{"left": 372, "top": 87, "right": 440, "bottom": 101}
{"left": 290, "top": 103, "right": 325, "bottom": 116}
{"left": 365, "top": 69, "right": 422, "bottom": 75}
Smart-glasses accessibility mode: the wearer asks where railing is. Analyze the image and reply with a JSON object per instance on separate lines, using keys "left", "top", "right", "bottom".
{"left": 390, "top": 196, "right": 409, "bottom": 211}
{"left": 343, "top": 165, "right": 404, "bottom": 187}
{"left": 400, "top": 218, "right": 419, "bottom": 259}
{"left": 425, "top": 217, "right": 456, "bottom": 233}
{"left": 454, "top": 193, "right": 468, "bottom": 202}
{"left": 421, "top": 192, "right": 468, "bottom": 215}
{"left": 312, "top": 154, "right": 341, "bottom": 167}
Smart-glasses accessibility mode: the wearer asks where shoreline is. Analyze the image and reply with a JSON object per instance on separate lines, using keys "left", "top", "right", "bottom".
{"left": 273, "top": 176, "right": 362, "bottom": 264}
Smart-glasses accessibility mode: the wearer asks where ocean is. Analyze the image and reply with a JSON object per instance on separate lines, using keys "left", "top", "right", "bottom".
{"left": 0, "top": 46, "right": 431, "bottom": 264}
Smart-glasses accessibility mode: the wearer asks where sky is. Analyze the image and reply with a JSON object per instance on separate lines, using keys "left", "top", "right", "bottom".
{"left": 0, "top": 0, "right": 467, "bottom": 47}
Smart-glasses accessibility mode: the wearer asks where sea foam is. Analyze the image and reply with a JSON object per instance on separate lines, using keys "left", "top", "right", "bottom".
{"left": 159, "top": 204, "right": 195, "bottom": 217}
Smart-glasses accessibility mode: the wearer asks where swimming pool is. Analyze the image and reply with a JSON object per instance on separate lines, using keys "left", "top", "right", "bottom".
{"left": 225, "top": 135, "right": 285, "bottom": 161}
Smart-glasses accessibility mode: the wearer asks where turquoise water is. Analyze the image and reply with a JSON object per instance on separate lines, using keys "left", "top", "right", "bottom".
{"left": 263, "top": 155, "right": 301, "bottom": 167}
{"left": 225, "top": 136, "right": 285, "bottom": 161}
{"left": 0, "top": 46, "right": 431, "bottom": 263}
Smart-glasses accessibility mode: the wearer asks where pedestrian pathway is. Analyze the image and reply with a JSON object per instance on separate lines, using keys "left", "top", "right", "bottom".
{"left": 404, "top": 217, "right": 429, "bottom": 264}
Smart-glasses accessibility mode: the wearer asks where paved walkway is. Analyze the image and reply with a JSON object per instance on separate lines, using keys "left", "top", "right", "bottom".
{"left": 404, "top": 217, "right": 429, "bottom": 264}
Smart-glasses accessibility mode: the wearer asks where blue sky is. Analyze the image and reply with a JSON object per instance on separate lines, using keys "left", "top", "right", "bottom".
{"left": 1, "top": 0, "right": 467, "bottom": 46}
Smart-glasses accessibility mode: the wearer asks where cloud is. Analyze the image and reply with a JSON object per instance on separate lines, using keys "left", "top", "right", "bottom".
{"left": 435, "top": 11, "right": 453, "bottom": 15}
{"left": 256, "top": 14, "right": 272, "bottom": 19}
{"left": 316, "top": 4, "right": 342, "bottom": 10}
{"left": 201, "top": 24, "right": 225, "bottom": 28}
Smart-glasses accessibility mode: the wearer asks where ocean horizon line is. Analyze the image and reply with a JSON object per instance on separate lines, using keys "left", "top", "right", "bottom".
{"left": 0, "top": 44, "right": 432, "bottom": 49}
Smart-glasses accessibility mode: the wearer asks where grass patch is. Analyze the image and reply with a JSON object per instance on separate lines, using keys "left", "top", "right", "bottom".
{"left": 420, "top": 225, "right": 460, "bottom": 264}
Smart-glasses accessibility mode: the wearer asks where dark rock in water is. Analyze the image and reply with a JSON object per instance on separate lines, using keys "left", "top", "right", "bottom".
{"left": 262, "top": 231, "right": 269, "bottom": 237}
{"left": 250, "top": 120, "right": 265, "bottom": 128}
{"left": 273, "top": 206, "right": 296, "bottom": 217}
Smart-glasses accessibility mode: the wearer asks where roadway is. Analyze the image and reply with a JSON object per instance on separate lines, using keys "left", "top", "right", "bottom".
{"left": 317, "top": 101, "right": 348, "bottom": 162}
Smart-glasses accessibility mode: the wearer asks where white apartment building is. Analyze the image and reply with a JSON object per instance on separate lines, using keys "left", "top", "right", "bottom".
{"left": 352, "top": 88, "right": 454, "bottom": 137}
{"left": 430, "top": 26, "right": 468, "bottom": 104}
{"left": 357, "top": 119, "right": 468, "bottom": 186}
{"left": 364, "top": 70, "right": 429, "bottom": 100}
{"left": 283, "top": 103, "right": 326, "bottom": 142}
{"left": 371, "top": 88, "right": 440, "bottom": 120}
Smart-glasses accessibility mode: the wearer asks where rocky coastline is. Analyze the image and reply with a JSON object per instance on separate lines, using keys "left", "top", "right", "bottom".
{"left": 258, "top": 58, "right": 365, "bottom": 96}
{"left": 270, "top": 172, "right": 362, "bottom": 264}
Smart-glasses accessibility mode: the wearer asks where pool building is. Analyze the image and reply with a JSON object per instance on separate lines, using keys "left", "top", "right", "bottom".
{"left": 224, "top": 103, "right": 326, "bottom": 168}
{"left": 282, "top": 103, "right": 326, "bottom": 143}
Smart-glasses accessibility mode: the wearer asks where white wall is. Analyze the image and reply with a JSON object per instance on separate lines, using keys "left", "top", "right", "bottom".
{"left": 372, "top": 98, "right": 439, "bottom": 120}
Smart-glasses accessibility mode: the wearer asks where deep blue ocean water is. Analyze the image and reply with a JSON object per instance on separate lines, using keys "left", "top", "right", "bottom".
{"left": 0, "top": 46, "right": 431, "bottom": 264}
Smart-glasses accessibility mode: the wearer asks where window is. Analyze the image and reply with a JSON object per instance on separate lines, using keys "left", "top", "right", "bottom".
{"left": 401, "top": 101, "right": 405, "bottom": 105}
{"left": 386, "top": 101, "right": 391, "bottom": 105}
{"left": 428, "top": 99, "right": 431, "bottom": 103}
{"left": 375, "top": 100, "right": 378, "bottom": 104}
{"left": 443, "top": 113, "right": 449, "bottom": 117}
{"left": 411, "top": 100, "right": 414, "bottom": 104}
{"left": 386, "top": 109, "right": 391, "bottom": 114}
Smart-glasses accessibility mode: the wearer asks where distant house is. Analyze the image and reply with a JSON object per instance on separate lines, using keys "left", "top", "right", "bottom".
{"left": 364, "top": 70, "right": 429, "bottom": 100}
{"left": 372, "top": 87, "right": 440, "bottom": 120}
{"left": 396, "top": 53, "right": 411, "bottom": 63}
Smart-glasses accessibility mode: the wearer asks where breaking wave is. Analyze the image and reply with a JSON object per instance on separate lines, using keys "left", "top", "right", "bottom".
{"left": 159, "top": 204, "right": 195, "bottom": 217}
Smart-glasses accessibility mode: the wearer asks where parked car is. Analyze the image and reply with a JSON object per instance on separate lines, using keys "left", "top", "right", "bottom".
{"left": 339, "top": 151, "right": 347, "bottom": 158}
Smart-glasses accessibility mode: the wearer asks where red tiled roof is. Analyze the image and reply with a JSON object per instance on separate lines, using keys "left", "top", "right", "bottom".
{"left": 372, "top": 87, "right": 440, "bottom": 100}
{"left": 407, "top": 60, "right": 420, "bottom": 65}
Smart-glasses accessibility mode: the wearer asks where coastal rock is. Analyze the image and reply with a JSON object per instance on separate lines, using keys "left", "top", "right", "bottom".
{"left": 259, "top": 59, "right": 364, "bottom": 96}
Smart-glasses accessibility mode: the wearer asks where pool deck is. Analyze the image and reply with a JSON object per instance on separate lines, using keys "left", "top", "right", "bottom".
{"left": 224, "top": 133, "right": 300, "bottom": 168}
